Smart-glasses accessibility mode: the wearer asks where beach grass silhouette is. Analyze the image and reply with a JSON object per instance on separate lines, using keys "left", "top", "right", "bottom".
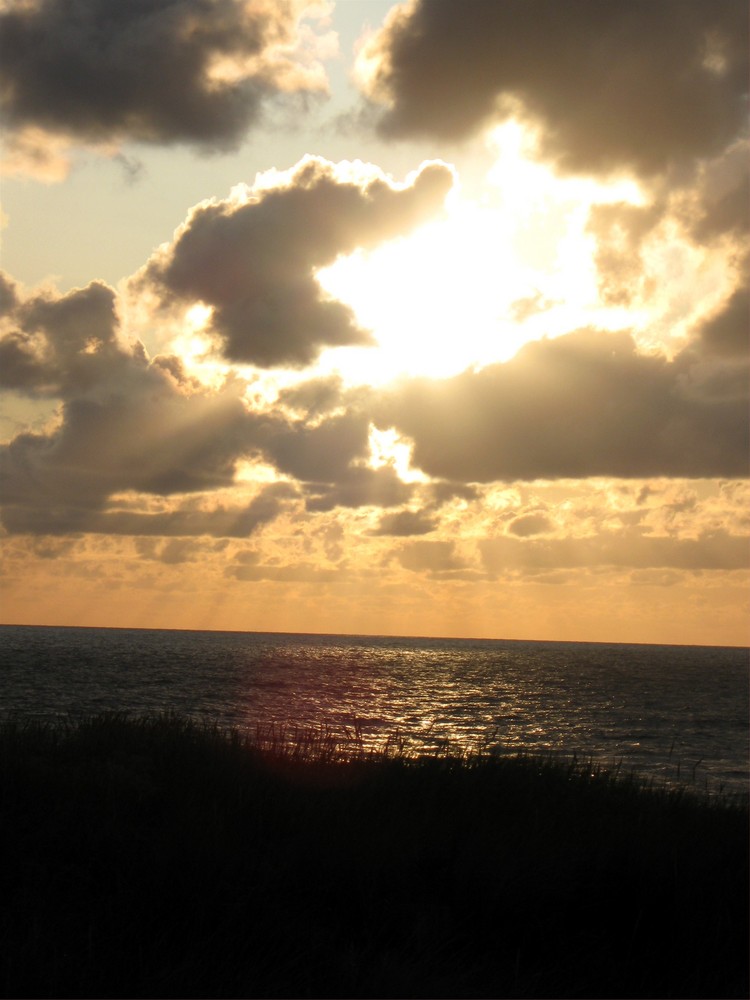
{"left": 0, "top": 712, "right": 746, "bottom": 998}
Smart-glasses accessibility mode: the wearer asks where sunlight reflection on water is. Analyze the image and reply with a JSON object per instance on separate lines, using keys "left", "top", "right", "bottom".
{"left": 1, "top": 626, "right": 747, "bottom": 796}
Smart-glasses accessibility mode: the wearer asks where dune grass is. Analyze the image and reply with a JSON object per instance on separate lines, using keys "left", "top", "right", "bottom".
{"left": 0, "top": 712, "right": 746, "bottom": 999}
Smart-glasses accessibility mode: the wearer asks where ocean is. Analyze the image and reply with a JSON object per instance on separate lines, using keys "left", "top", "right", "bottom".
{"left": 1, "top": 624, "right": 747, "bottom": 796}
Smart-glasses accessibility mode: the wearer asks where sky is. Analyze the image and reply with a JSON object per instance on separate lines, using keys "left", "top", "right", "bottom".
{"left": 0, "top": 0, "right": 748, "bottom": 645}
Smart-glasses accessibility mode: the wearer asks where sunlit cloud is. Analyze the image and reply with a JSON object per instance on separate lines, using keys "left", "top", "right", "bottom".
{"left": 315, "top": 123, "right": 652, "bottom": 383}
{"left": 0, "top": 0, "right": 338, "bottom": 174}
{"left": 1, "top": 0, "right": 747, "bottom": 644}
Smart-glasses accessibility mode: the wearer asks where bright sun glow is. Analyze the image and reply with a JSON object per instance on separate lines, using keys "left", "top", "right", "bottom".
{"left": 315, "top": 121, "right": 647, "bottom": 384}
{"left": 368, "top": 425, "right": 427, "bottom": 482}
{"left": 165, "top": 120, "right": 727, "bottom": 399}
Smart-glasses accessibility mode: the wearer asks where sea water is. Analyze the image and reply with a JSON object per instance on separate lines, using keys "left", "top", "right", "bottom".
{"left": 0, "top": 625, "right": 747, "bottom": 796}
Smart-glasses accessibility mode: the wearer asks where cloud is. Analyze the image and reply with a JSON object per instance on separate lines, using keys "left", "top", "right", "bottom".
{"left": 586, "top": 201, "right": 665, "bottom": 307}
{"left": 424, "top": 481, "right": 480, "bottom": 506}
{"left": 136, "top": 537, "right": 206, "bottom": 565}
{"left": 507, "top": 513, "right": 552, "bottom": 537}
{"left": 685, "top": 138, "right": 750, "bottom": 242}
{"left": 396, "top": 539, "right": 465, "bottom": 574}
{"left": 303, "top": 465, "right": 412, "bottom": 512}
{"left": 0, "top": 272, "right": 419, "bottom": 535}
{"left": 139, "top": 155, "right": 453, "bottom": 367}
{"left": 629, "top": 569, "right": 682, "bottom": 587}
{"left": 693, "top": 285, "right": 749, "bottom": 359}
{"left": 227, "top": 556, "right": 340, "bottom": 583}
{"left": 0, "top": 0, "right": 334, "bottom": 175}
{"left": 7, "top": 483, "right": 297, "bottom": 538}
{"left": 509, "top": 290, "right": 559, "bottom": 323}
{"left": 0, "top": 326, "right": 414, "bottom": 533}
{"left": 479, "top": 528, "right": 749, "bottom": 574}
{"left": 375, "top": 327, "right": 748, "bottom": 482}
{"left": 0, "top": 274, "right": 268, "bottom": 533}
{"left": 0, "top": 277, "right": 124, "bottom": 396}
{"left": 371, "top": 509, "right": 436, "bottom": 536}
{"left": 259, "top": 407, "right": 370, "bottom": 482}
{"left": 587, "top": 139, "right": 749, "bottom": 307}
{"left": 0, "top": 365, "right": 254, "bottom": 533}
{"left": 359, "top": 0, "right": 748, "bottom": 177}
{"left": 0, "top": 271, "right": 17, "bottom": 316}
{"left": 0, "top": 125, "right": 73, "bottom": 182}
{"left": 276, "top": 374, "right": 348, "bottom": 417}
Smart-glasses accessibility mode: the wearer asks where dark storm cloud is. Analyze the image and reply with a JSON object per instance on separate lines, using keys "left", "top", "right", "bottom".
{"left": 362, "top": 0, "right": 748, "bottom": 177}
{"left": 0, "top": 0, "right": 327, "bottom": 153}
{"left": 375, "top": 328, "right": 749, "bottom": 482}
{"left": 141, "top": 156, "right": 453, "bottom": 367}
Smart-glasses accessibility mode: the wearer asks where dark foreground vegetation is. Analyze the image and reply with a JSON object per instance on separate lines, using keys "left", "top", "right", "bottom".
{"left": 0, "top": 714, "right": 746, "bottom": 999}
